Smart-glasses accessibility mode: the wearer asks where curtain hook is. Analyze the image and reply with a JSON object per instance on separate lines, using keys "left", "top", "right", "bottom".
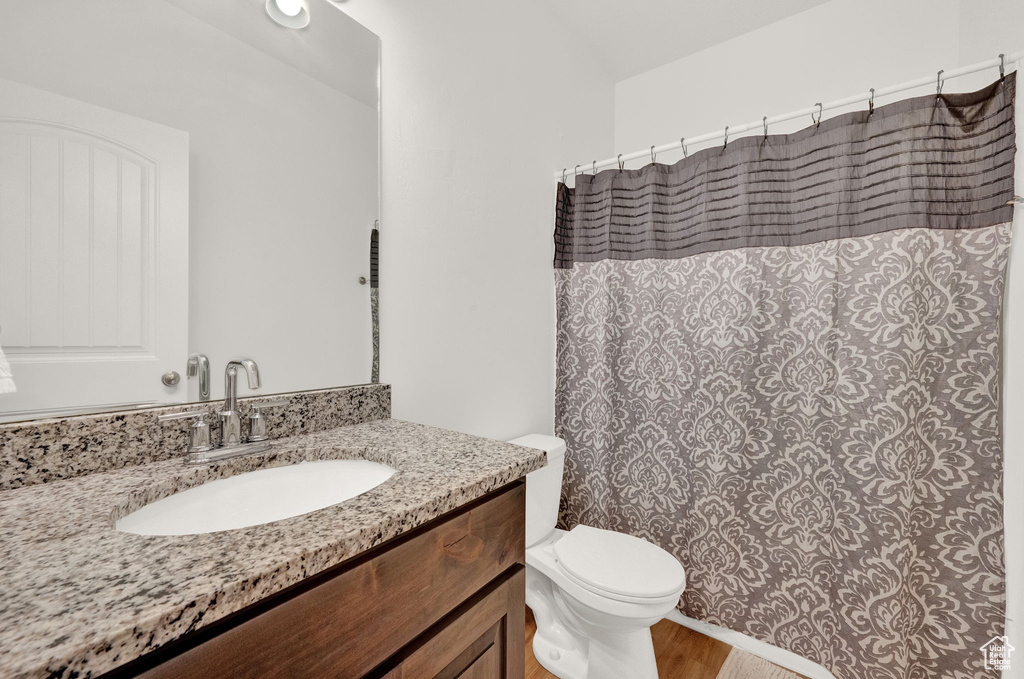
{"left": 592, "top": 160, "right": 597, "bottom": 175}
{"left": 562, "top": 168, "right": 567, "bottom": 183}
{"left": 763, "top": 116, "right": 768, "bottom": 140}
{"left": 680, "top": 137, "right": 687, "bottom": 157}
{"left": 650, "top": 145, "right": 657, "bottom": 163}
{"left": 936, "top": 69, "right": 944, "bottom": 97}
{"left": 999, "top": 53, "right": 1006, "bottom": 79}
{"left": 723, "top": 126, "right": 729, "bottom": 148}
{"left": 868, "top": 88, "right": 875, "bottom": 115}
{"left": 617, "top": 154, "right": 624, "bottom": 171}
{"left": 812, "top": 103, "right": 822, "bottom": 127}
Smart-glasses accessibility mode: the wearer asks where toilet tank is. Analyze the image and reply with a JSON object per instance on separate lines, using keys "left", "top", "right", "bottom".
{"left": 508, "top": 434, "right": 566, "bottom": 547}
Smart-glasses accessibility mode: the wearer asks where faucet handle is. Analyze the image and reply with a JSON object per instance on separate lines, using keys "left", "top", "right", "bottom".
{"left": 253, "top": 398, "right": 290, "bottom": 409}
{"left": 158, "top": 409, "right": 208, "bottom": 422}
{"left": 158, "top": 410, "right": 213, "bottom": 454}
{"left": 247, "top": 398, "right": 290, "bottom": 442}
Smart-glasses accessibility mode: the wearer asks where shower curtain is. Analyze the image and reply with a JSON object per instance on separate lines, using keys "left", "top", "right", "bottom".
{"left": 554, "top": 74, "right": 1015, "bottom": 679}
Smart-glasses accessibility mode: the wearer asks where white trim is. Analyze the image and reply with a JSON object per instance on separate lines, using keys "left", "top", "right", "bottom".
{"left": 665, "top": 610, "right": 837, "bottom": 679}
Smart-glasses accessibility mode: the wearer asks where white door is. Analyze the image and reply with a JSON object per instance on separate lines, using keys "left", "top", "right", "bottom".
{"left": 0, "top": 77, "right": 189, "bottom": 418}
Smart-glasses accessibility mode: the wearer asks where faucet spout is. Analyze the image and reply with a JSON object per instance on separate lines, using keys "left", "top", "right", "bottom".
{"left": 222, "top": 359, "right": 261, "bottom": 447}
{"left": 229, "top": 359, "right": 261, "bottom": 390}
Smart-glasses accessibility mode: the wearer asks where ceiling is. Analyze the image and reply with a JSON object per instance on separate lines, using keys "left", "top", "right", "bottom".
{"left": 546, "top": 0, "right": 833, "bottom": 82}
{"left": 166, "top": 0, "right": 379, "bottom": 107}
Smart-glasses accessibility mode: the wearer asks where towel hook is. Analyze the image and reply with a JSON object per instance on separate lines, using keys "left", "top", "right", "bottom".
{"left": 999, "top": 53, "right": 1006, "bottom": 79}
{"left": 723, "top": 126, "right": 729, "bottom": 148}
{"left": 680, "top": 137, "right": 687, "bottom": 157}
{"left": 574, "top": 164, "right": 581, "bottom": 177}
{"left": 592, "top": 160, "right": 597, "bottom": 175}
{"left": 562, "top": 168, "right": 567, "bottom": 183}
{"left": 650, "top": 145, "right": 657, "bottom": 163}
{"left": 763, "top": 116, "right": 768, "bottom": 140}
{"left": 617, "top": 154, "right": 624, "bottom": 171}
{"left": 936, "top": 69, "right": 944, "bottom": 96}
{"left": 868, "top": 88, "right": 875, "bottom": 115}
{"left": 812, "top": 102, "right": 823, "bottom": 127}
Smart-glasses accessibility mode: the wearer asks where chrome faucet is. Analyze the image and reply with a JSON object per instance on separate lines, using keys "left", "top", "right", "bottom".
{"left": 221, "top": 359, "right": 261, "bottom": 447}
{"left": 186, "top": 353, "right": 211, "bottom": 400}
{"left": 159, "top": 357, "right": 289, "bottom": 464}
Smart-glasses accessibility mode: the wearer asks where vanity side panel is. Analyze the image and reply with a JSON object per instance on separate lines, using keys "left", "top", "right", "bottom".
{"left": 126, "top": 482, "right": 525, "bottom": 679}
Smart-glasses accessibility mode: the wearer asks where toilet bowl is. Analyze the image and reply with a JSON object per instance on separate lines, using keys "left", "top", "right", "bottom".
{"left": 509, "top": 435, "right": 686, "bottom": 679}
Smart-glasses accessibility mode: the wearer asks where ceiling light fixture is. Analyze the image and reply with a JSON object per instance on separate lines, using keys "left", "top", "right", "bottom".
{"left": 265, "top": 0, "right": 310, "bottom": 28}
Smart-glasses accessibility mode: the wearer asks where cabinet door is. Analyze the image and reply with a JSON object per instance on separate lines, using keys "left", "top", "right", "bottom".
{"left": 454, "top": 641, "right": 502, "bottom": 679}
{"left": 377, "top": 566, "right": 525, "bottom": 679}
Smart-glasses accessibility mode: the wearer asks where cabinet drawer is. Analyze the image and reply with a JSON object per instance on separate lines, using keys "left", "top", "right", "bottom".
{"left": 375, "top": 566, "right": 525, "bottom": 679}
{"left": 122, "top": 482, "right": 525, "bottom": 679}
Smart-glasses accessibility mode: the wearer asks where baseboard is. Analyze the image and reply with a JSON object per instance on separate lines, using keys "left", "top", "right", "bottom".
{"left": 665, "top": 610, "right": 837, "bottom": 679}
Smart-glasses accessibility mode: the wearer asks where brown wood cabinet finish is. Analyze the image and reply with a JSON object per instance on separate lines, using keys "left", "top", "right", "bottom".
{"left": 110, "top": 482, "right": 526, "bottom": 679}
{"left": 375, "top": 567, "right": 525, "bottom": 679}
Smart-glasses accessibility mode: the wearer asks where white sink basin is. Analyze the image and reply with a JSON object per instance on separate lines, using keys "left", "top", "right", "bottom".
{"left": 116, "top": 459, "right": 396, "bottom": 536}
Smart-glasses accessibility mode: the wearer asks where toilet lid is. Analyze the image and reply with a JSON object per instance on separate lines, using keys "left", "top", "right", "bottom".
{"left": 553, "top": 525, "right": 686, "bottom": 600}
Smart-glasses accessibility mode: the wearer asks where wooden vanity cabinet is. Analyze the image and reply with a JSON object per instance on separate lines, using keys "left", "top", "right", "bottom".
{"left": 104, "top": 481, "right": 526, "bottom": 679}
{"left": 374, "top": 567, "right": 525, "bottom": 679}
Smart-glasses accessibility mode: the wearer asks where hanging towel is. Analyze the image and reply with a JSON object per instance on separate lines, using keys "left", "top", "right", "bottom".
{"left": 0, "top": 345, "right": 16, "bottom": 394}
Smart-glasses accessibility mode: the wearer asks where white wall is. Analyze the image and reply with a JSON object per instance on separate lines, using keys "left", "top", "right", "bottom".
{"left": 959, "top": 0, "right": 1024, "bottom": 67}
{"left": 339, "top": 0, "right": 615, "bottom": 440}
{"left": 611, "top": 1, "right": 1024, "bottom": 675}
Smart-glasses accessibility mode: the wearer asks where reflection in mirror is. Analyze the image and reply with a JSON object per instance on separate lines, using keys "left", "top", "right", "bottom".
{"left": 0, "top": 0, "right": 380, "bottom": 423}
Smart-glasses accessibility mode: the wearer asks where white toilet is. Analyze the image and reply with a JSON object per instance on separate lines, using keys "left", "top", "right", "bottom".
{"left": 509, "top": 435, "right": 687, "bottom": 679}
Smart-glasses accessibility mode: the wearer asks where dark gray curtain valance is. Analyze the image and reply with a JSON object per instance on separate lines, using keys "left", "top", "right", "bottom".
{"left": 555, "top": 73, "right": 1016, "bottom": 268}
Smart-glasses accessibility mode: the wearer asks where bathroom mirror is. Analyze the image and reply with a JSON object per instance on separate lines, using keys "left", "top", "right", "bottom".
{"left": 0, "top": 0, "right": 380, "bottom": 422}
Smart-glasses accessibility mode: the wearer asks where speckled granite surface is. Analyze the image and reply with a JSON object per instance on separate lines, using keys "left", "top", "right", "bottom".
{"left": 0, "top": 384, "right": 391, "bottom": 491}
{"left": 0, "top": 418, "right": 546, "bottom": 678}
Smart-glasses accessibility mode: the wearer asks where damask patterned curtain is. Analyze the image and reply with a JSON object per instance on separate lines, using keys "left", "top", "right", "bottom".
{"left": 554, "top": 74, "right": 1016, "bottom": 679}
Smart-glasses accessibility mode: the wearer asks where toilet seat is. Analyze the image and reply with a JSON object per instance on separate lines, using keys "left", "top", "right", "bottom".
{"left": 553, "top": 525, "right": 686, "bottom": 604}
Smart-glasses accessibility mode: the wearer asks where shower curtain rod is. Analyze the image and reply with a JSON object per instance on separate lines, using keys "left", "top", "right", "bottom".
{"left": 554, "top": 51, "right": 1024, "bottom": 181}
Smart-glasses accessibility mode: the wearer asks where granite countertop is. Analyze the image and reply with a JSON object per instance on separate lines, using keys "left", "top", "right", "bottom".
{"left": 0, "top": 418, "right": 547, "bottom": 679}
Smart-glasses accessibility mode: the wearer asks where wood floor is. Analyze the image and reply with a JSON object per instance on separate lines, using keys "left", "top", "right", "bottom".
{"left": 524, "top": 608, "right": 806, "bottom": 679}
